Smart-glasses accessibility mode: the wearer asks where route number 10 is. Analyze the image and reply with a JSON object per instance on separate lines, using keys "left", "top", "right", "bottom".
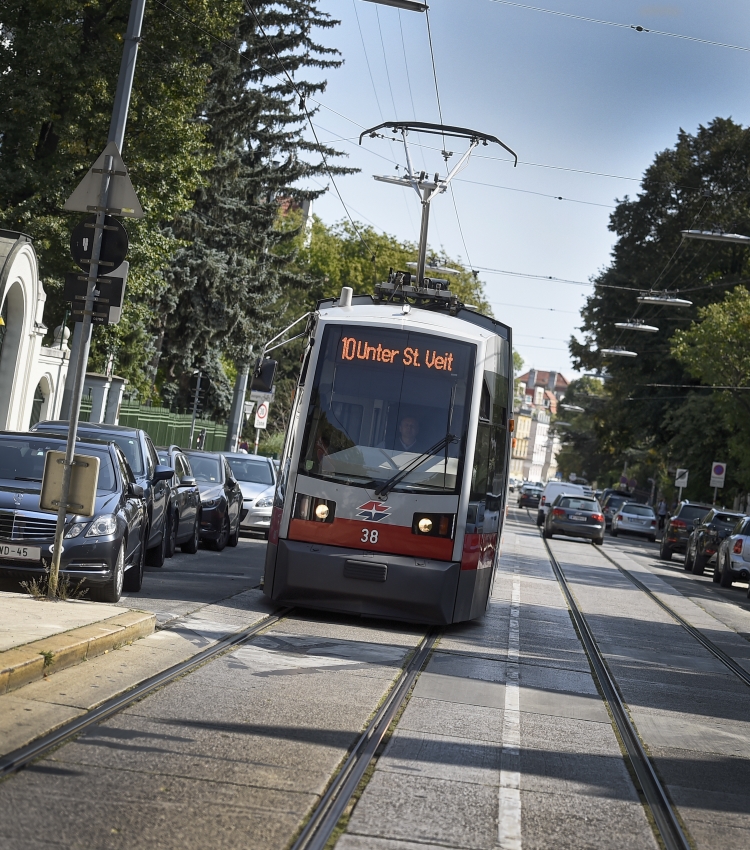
{"left": 361, "top": 528, "right": 379, "bottom": 544}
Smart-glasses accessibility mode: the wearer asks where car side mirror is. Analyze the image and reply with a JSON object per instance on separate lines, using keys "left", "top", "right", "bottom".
{"left": 181, "top": 475, "right": 196, "bottom": 487}
{"left": 128, "top": 482, "right": 145, "bottom": 499}
{"left": 153, "top": 464, "right": 175, "bottom": 483}
{"left": 251, "top": 357, "right": 277, "bottom": 392}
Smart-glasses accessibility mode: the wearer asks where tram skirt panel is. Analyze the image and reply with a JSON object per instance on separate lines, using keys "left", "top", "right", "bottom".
{"left": 452, "top": 565, "right": 493, "bottom": 622}
{"left": 270, "top": 539, "right": 461, "bottom": 624}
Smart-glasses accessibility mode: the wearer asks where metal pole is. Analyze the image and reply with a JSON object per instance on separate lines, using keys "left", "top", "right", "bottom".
{"left": 60, "top": 0, "right": 147, "bottom": 419}
{"left": 254, "top": 428, "right": 260, "bottom": 455}
{"left": 416, "top": 186, "right": 431, "bottom": 287}
{"left": 189, "top": 371, "right": 202, "bottom": 449}
{"left": 713, "top": 486, "right": 718, "bottom": 505}
{"left": 225, "top": 366, "right": 249, "bottom": 453}
{"left": 48, "top": 158, "right": 113, "bottom": 598}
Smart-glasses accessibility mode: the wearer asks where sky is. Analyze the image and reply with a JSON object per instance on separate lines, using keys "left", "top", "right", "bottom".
{"left": 294, "top": 0, "right": 750, "bottom": 380}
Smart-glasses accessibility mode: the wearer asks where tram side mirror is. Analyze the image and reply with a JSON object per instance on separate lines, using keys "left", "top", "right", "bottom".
{"left": 252, "top": 358, "right": 278, "bottom": 393}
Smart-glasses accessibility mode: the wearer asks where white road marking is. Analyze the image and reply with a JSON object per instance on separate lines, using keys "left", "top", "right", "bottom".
{"left": 499, "top": 561, "right": 522, "bottom": 850}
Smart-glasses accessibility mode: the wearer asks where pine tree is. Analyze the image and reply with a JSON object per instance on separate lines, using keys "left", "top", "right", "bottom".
{"left": 157, "top": 0, "right": 349, "bottom": 416}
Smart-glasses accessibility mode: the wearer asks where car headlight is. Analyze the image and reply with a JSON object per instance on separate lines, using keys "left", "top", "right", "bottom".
{"left": 255, "top": 497, "right": 273, "bottom": 508}
{"left": 202, "top": 497, "right": 220, "bottom": 508}
{"left": 65, "top": 523, "right": 87, "bottom": 539}
{"left": 85, "top": 514, "right": 118, "bottom": 537}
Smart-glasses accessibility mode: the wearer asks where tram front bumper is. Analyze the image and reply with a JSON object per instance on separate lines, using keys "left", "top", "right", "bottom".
{"left": 265, "top": 539, "right": 462, "bottom": 625}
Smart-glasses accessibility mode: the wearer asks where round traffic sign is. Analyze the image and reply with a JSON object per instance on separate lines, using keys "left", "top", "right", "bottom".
{"left": 256, "top": 403, "right": 268, "bottom": 420}
{"left": 713, "top": 463, "right": 725, "bottom": 475}
{"left": 70, "top": 214, "right": 128, "bottom": 273}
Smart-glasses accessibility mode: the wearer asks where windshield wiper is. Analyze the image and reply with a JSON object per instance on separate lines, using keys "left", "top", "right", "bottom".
{"left": 374, "top": 434, "right": 457, "bottom": 499}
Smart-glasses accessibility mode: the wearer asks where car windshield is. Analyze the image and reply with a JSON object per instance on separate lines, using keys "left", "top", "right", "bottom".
{"left": 186, "top": 454, "right": 222, "bottom": 484}
{"left": 715, "top": 512, "right": 742, "bottom": 525}
{"left": 605, "top": 495, "right": 628, "bottom": 508}
{"left": 680, "top": 505, "right": 712, "bottom": 521}
{"left": 79, "top": 431, "right": 144, "bottom": 477}
{"left": 226, "top": 458, "right": 274, "bottom": 485}
{"left": 559, "top": 498, "right": 598, "bottom": 511}
{"left": 0, "top": 438, "right": 117, "bottom": 493}
{"left": 622, "top": 504, "right": 653, "bottom": 517}
{"left": 299, "top": 324, "right": 476, "bottom": 494}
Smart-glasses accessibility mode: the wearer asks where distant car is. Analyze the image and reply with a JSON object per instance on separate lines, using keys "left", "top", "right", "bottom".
{"left": 0, "top": 431, "right": 147, "bottom": 602}
{"left": 518, "top": 485, "right": 542, "bottom": 508}
{"left": 601, "top": 492, "right": 637, "bottom": 529}
{"left": 537, "top": 481, "right": 592, "bottom": 526}
{"left": 543, "top": 494, "right": 604, "bottom": 545}
{"left": 183, "top": 450, "right": 242, "bottom": 551}
{"left": 610, "top": 503, "right": 657, "bottom": 542}
{"left": 713, "top": 517, "right": 750, "bottom": 589}
{"left": 222, "top": 452, "right": 276, "bottom": 539}
{"left": 157, "top": 446, "right": 202, "bottom": 556}
{"left": 685, "top": 508, "right": 744, "bottom": 575}
{"left": 32, "top": 421, "right": 174, "bottom": 567}
{"left": 659, "top": 501, "right": 714, "bottom": 561}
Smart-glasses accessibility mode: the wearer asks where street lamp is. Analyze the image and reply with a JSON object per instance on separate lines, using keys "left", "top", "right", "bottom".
{"left": 681, "top": 229, "right": 750, "bottom": 245}
{"left": 600, "top": 347, "right": 637, "bottom": 357}
{"left": 637, "top": 293, "right": 692, "bottom": 307}
{"left": 362, "top": 0, "right": 428, "bottom": 10}
{"left": 614, "top": 320, "right": 659, "bottom": 332}
{"left": 561, "top": 403, "right": 584, "bottom": 412}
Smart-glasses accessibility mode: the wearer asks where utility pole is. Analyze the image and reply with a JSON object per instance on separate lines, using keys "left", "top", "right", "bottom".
{"left": 60, "top": 0, "right": 147, "bottom": 420}
{"left": 189, "top": 371, "right": 202, "bottom": 449}
{"left": 225, "top": 364, "right": 250, "bottom": 453}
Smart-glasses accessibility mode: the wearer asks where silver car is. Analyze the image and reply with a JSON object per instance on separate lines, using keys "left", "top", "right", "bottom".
{"left": 713, "top": 516, "right": 750, "bottom": 591}
{"left": 610, "top": 502, "right": 657, "bottom": 542}
{"left": 222, "top": 453, "right": 277, "bottom": 538}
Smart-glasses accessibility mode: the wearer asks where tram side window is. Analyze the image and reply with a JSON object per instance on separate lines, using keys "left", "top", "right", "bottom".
{"left": 469, "top": 372, "right": 508, "bottom": 504}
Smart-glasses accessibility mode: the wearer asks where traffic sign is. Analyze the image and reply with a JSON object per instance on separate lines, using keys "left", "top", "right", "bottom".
{"left": 243, "top": 401, "right": 255, "bottom": 421}
{"left": 675, "top": 468, "right": 689, "bottom": 488}
{"left": 70, "top": 214, "right": 128, "bottom": 272}
{"left": 710, "top": 462, "right": 726, "bottom": 489}
{"left": 64, "top": 142, "right": 144, "bottom": 218}
{"left": 65, "top": 272, "right": 125, "bottom": 326}
{"left": 254, "top": 401, "right": 270, "bottom": 430}
{"left": 249, "top": 389, "right": 275, "bottom": 403}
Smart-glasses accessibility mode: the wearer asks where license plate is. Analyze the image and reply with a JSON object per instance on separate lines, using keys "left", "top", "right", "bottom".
{"left": 570, "top": 515, "right": 587, "bottom": 522}
{"left": 0, "top": 543, "right": 41, "bottom": 561}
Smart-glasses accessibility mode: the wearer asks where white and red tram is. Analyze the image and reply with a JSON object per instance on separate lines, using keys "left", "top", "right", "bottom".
{"left": 263, "top": 288, "right": 512, "bottom": 624}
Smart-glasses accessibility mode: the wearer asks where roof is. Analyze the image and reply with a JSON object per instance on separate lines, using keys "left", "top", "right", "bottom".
{"left": 518, "top": 370, "right": 569, "bottom": 393}
{"left": 36, "top": 420, "right": 141, "bottom": 436}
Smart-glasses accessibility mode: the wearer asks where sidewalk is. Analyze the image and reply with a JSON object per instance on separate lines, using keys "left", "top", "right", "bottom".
{"left": 0, "top": 591, "right": 155, "bottom": 694}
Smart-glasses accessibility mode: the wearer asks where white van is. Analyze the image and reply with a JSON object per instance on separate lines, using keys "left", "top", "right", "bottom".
{"left": 536, "top": 480, "right": 594, "bottom": 526}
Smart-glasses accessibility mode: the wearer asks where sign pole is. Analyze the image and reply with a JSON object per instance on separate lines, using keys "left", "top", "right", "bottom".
{"left": 48, "top": 158, "right": 113, "bottom": 598}
{"left": 714, "top": 486, "right": 718, "bottom": 506}
{"left": 189, "top": 371, "right": 202, "bottom": 449}
{"left": 254, "top": 428, "right": 261, "bottom": 455}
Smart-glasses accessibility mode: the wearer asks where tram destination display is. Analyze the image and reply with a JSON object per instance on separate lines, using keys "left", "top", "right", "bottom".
{"left": 339, "top": 335, "right": 459, "bottom": 372}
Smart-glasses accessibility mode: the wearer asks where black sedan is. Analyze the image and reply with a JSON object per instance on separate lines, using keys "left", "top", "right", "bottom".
{"left": 33, "top": 421, "right": 174, "bottom": 567}
{"left": 518, "top": 485, "right": 543, "bottom": 508}
{"left": 183, "top": 450, "right": 242, "bottom": 551}
{"left": 0, "top": 431, "right": 147, "bottom": 602}
{"left": 543, "top": 494, "right": 605, "bottom": 545}
{"left": 157, "top": 446, "right": 201, "bottom": 556}
{"left": 685, "top": 508, "right": 744, "bottom": 575}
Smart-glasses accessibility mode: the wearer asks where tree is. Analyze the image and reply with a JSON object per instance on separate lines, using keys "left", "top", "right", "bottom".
{"left": 157, "top": 0, "right": 348, "bottom": 416}
{"left": 0, "top": 0, "right": 238, "bottom": 397}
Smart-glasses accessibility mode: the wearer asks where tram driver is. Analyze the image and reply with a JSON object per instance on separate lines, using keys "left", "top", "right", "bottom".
{"left": 395, "top": 415, "right": 420, "bottom": 452}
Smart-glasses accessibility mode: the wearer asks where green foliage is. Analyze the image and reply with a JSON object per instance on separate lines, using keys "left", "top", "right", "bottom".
{"left": 0, "top": 0, "right": 239, "bottom": 398}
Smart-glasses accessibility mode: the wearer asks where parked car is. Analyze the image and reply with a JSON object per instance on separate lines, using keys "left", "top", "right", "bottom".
{"left": 33, "top": 421, "right": 174, "bottom": 566}
{"left": 183, "top": 450, "right": 243, "bottom": 551}
{"left": 536, "top": 480, "right": 592, "bottom": 526}
{"left": 685, "top": 508, "right": 745, "bottom": 575}
{"left": 518, "top": 484, "right": 543, "bottom": 509}
{"left": 601, "top": 491, "right": 638, "bottom": 529}
{"left": 0, "top": 431, "right": 147, "bottom": 602}
{"left": 610, "top": 502, "right": 657, "bottom": 541}
{"left": 157, "top": 446, "right": 202, "bottom": 555}
{"left": 713, "top": 516, "right": 750, "bottom": 589}
{"left": 222, "top": 452, "right": 276, "bottom": 539}
{"left": 659, "top": 501, "right": 713, "bottom": 561}
{"left": 543, "top": 494, "right": 604, "bottom": 545}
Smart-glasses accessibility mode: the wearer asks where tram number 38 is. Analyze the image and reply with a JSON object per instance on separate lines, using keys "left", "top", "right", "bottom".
{"left": 361, "top": 528, "right": 379, "bottom": 544}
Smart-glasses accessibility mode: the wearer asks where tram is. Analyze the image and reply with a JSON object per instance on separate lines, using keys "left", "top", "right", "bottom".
{"left": 262, "top": 276, "right": 513, "bottom": 625}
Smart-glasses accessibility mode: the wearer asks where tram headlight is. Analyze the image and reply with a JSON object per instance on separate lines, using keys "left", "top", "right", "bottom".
{"left": 315, "top": 504, "right": 330, "bottom": 520}
{"left": 293, "top": 494, "right": 336, "bottom": 524}
{"left": 412, "top": 513, "right": 455, "bottom": 538}
{"left": 418, "top": 517, "right": 433, "bottom": 534}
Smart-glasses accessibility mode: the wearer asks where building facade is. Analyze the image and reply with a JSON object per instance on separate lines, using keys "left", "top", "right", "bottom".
{"left": 513, "top": 368, "right": 567, "bottom": 483}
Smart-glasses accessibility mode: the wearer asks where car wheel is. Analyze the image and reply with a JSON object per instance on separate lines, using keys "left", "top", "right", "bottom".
{"left": 181, "top": 512, "right": 200, "bottom": 554}
{"left": 659, "top": 538, "right": 673, "bottom": 561}
{"left": 692, "top": 549, "right": 707, "bottom": 576}
{"left": 648, "top": 536, "right": 656, "bottom": 543}
{"left": 123, "top": 533, "right": 145, "bottom": 592}
{"left": 684, "top": 544, "right": 694, "bottom": 571}
{"left": 210, "top": 513, "right": 229, "bottom": 552}
{"left": 263, "top": 530, "right": 270, "bottom": 541}
{"left": 536, "top": 512, "right": 544, "bottom": 527}
{"left": 146, "top": 520, "right": 167, "bottom": 567}
{"left": 720, "top": 555, "right": 734, "bottom": 588}
{"left": 593, "top": 536, "right": 604, "bottom": 546}
{"left": 611, "top": 528, "right": 618, "bottom": 537}
{"left": 227, "top": 516, "right": 240, "bottom": 548}
{"left": 166, "top": 510, "right": 178, "bottom": 559}
{"left": 96, "top": 544, "right": 124, "bottom": 603}
{"left": 543, "top": 526, "right": 552, "bottom": 539}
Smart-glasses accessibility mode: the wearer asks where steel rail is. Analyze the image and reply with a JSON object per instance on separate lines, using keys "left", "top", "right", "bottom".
{"left": 0, "top": 609, "right": 289, "bottom": 779}
{"left": 540, "top": 535, "right": 691, "bottom": 850}
{"left": 291, "top": 629, "right": 439, "bottom": 850}
{"left": 600, "top": 548, "right": 750, "bottom": 688}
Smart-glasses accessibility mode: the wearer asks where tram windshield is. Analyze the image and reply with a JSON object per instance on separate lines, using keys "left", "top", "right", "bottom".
{"left": 299, "top": 324, "right": 475, "bottom": 494}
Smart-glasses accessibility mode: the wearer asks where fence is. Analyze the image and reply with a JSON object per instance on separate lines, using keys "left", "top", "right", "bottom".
{"left": 79, "top": 398, "right": 227, "bottom": 451}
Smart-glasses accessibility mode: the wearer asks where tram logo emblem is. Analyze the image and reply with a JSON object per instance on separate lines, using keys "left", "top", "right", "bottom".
{"left": 356, "top": 501, "right": 391, "bottom": 522}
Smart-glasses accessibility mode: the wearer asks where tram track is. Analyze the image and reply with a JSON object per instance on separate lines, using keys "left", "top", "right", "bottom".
{"left": 539, "top": 532, "right": 692, "bottom": 850}
{"left": 0, "top": 608, "right": 291, "bottom": 780}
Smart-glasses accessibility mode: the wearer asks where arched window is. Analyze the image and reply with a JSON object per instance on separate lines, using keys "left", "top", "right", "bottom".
{"left": 28, "top": 381, "right": 46, "bottom": 428}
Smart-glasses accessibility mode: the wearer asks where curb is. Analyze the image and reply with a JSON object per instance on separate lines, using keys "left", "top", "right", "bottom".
{"left": 0, "top": 610, "right": 156, "bottom": 695}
